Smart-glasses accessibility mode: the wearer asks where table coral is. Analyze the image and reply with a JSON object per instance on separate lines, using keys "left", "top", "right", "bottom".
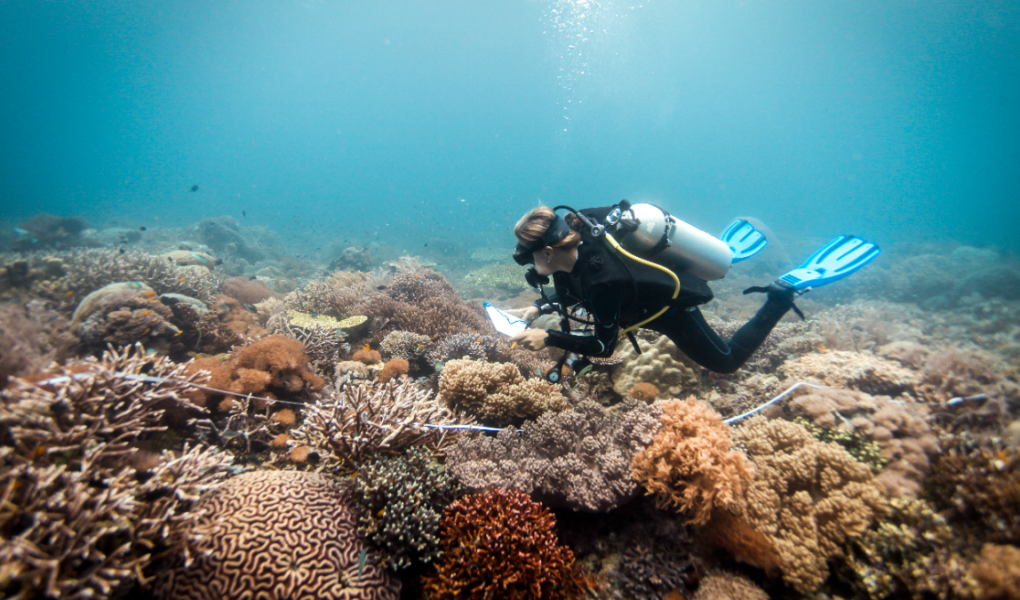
{"left": 421, "top": 488, "right": 596, "bottom": 600}
{"left": 630, "top": 397, "right": 753, "bottom": 525}
{"left": 611, "top": 334, "right": 700, "bottom": 398}
{"left": 156, "top": 470, "right": 399, "bottom": 600}
{"left": 730, "top": 416, "right": 887, "bottom": 593}
{"left": 438, "top": 358, "right": 567, "bottom": 426}
{"left": 447, "top": 399, "right": 662, "bottom": 512}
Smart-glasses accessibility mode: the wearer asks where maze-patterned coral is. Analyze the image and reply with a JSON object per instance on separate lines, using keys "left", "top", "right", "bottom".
{"left": 157, "top": 470, "right": 399, "bottom": 600}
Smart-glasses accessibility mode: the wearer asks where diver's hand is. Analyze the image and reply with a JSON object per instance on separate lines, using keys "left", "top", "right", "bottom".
{"left": 506, "top": 306, "right": 540, "bottom": 324}
{"left": 511, "top": 328, "right": 548, "bottom": 351}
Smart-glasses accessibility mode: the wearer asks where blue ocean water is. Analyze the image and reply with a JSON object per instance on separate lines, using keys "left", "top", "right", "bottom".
{"left": 1, "top": 0, "right": 1017, "bottom": 254}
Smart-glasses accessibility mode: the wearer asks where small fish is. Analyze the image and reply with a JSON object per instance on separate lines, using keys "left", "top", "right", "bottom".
{"left": 357, "top": 548, "right": 367, "bottom": 583}
{"left": 536, "top": 368, "right": 543, "bottom": 377}
{"left": 177, "top": 277, "right": 185, "bottom": 282}
{"left": 249, "top": 275, "right": 257, "bottom": 280}
{"left": 139, "top": 226, "right": 147, "bottom": 231}
{"left": 577, "top": 364, "right": 594, "bottom": 378}
{"left": 447, "top": 325, "right": 455, "bottom": 329}
{"left": 64, "top": 290, "right": 74, "bottom": 297}
{"left": 434, "top": 361, "right": 444, "bottom": 371}
{"left": 475, "top": 337, "right": 482, "bottom": 343}
{"left": 242, "top": 210, "right": 247, "bottom": 218}
{"left": 510, "top": 341, "right": 517, "bottom": 350}
{"left": 119, "top": 247, "right": 125, "bottom": 254}
{"left": 376, "top": 285, "right": 387, "bottom": 290}
{"left": 13, "top": 226, "right": 30, "bottom": 236}
{"left": 423, "top": 243, "right": 428, "bottom": 247}
{"left": 190, "top": 184, "right": 199, "bottom": 192}
{"left": 363, "top": 344, "right": 371, "bottom": 352}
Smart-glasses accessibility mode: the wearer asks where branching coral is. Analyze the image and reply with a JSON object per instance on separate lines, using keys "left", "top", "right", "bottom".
{"left": 347, "top": 447, "right": 462, "bottom": 570}
{"left": 447, "top": 399, "right": 662, "bottom": 512}
{"left": 0, "top": 345, "right": 234, "bottom": 600}
{"left": 61, "top": 248, "right": 221, "bottom": 305}
{"left": 156, "top": 470, "right": 400, "bottom": 600}
{"left": 380, "top": 330, "right": 433, "bottom": 362}
{"left": 289, "top": 379, "right": 465, "bottom": 473}
{"left": 630, "top": 397, "right": 753, "bottom": 525}
{"left": 729, "top": 417, "right": 887, "bottom": 593}
{"left": 421, "top": 488, "right": 596, "bottom": 600}
{"left": 786, "top": 386, "right": 938, "bottom": 498}
{"left": 286, "top": 270, "right": 378, "bottom": 317}
{"left": 438, "top": 358, "right": 568, "bottom": 426}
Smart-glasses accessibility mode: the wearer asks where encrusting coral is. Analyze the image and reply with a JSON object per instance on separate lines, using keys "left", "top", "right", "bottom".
{"left": 729, "top": 416, "right": 887, "bottom": 593}
{"left": 630, "top": 397, "right": 753, "bottom": 525}
{"left": 289, "top": 379, "right": 465, "bottom": 473}
{"left": 438, "top": 358, "right": 568, "bottom": 426}
{"left": 421, "top": 488, "right": 596, "bottom": 600}
{"left": 347, "top": 447, "right": 462, "bottom": 570}
{"left": 0, "top": 345, "right": 235, "bottom": 600}
{"left": 447, "top": 399, "right": 663, "bottom": 512}
{"left": 156, "top": 469, "right": 400, "bottom": 600}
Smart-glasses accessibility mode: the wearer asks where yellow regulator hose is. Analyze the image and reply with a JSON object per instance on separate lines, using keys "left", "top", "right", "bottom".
{"left": 603, "top": 232, "right": 681, "bottom": 333}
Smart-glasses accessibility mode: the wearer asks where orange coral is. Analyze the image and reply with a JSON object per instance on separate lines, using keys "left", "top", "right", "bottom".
{"left": 702, "top": 510, "right": 781, "bottom": 575}
{"left": 271, "top": 408, "right": 296, "bottom": 426}
{"left": 628, "top": 382, "right": 660, "bottom": 401}
{"left": 352, "top": 348, "right": 382, "bottom": 365}
{"left": 630, "top": 397, "right": 753, "bottom": 525}
{"left": 377, "top": 358, "right": 409, "bottom": 383}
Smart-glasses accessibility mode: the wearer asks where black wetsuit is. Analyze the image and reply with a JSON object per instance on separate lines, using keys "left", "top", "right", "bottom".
{"left": 539, "top": 206, "right": 794, "bottom": 374}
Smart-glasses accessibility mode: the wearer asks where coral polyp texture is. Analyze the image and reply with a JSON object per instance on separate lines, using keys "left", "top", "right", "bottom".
{"left": 729, "top": 416, "right": 887, "bottom": 593}
{"left": 421, "top": 488, "right": 596, "bottom": 600}
{"left": 630, "top": 396, "right": 753, "bottom": 525}
{"left": 156, "top": 470, "right": 400, "bottom": 600}
{"left": 447, "top": 399, "right": 662, "bottom": 512}
{"left": 438, "top": 357, "right": 568, "bottom": 426}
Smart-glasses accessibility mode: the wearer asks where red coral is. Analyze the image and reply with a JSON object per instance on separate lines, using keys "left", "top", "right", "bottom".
{"left": 377, "top": 358, "right": 409, "bottom": 383}
{"left": 222, "top": 276, "right": 283, "bottom": 304}
{"left": 422, "top": 488, "right": 596, "bottom": 600}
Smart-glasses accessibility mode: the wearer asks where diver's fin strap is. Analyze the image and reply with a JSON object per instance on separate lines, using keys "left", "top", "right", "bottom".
{"left": 742, "top": 285, "right": 805, "bottom": 321}
{"left": 626, "top": 331, "right": 642, "bottom": 354}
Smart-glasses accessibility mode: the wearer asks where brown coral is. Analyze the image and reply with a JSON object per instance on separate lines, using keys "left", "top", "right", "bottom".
{"left": 156, "top": 470, "right": 399, "bottom": 600}
{"left": 691, "top": 571, "right": 769, "bottom": 600}
{"left": 377, "top": 358, "right": 409, "bottom": 383}
{"left": 628, "top": 382, "right": 660, "bottom": 401}
{"left": 228, "top": 334, "right": 324, "bottom": 395}
{"left": 353, "top": 348, "right": 383, "bottom": 365}
{"left": 630, "top": 397, "right": 753, "bottom": 525}
{"left": 438, "top": 358, "right": 568, "bottom": 426}
{"left": 221, "top": 276, "right": 283, "bottom": 304}
{"left": 730, "top": 417, "right": 887, "bottom": 593}
{"left": 970, "top": 544, "right": 1020, "bottom": 600}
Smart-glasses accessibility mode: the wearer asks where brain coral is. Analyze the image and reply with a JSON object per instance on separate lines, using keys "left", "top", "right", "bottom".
{"left": 611, "top": 334, "right": 699, "bottom": 398}
{"left": 157, "top": 470, "right": 399, "bottom": 600}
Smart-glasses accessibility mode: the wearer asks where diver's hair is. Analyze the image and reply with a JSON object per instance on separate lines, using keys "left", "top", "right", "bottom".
{"left": 514, "top": 206, "right": 582, "bottom": 249}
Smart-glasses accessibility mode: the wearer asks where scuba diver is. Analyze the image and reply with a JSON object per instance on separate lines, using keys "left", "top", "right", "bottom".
{"left": 508, "top": 202, "right": 879, "bottom": 378}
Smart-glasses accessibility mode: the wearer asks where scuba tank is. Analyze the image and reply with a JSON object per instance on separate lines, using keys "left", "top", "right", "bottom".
{"left": 609, "top": 202, "right": 732, "bottom": 281}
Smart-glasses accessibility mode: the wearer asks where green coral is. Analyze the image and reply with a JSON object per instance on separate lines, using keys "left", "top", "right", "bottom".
{"left": 347, "top": 446, "right": 462, "bottom": 570}
{"left": 463, "top": 263, "right": 528, "bottom": 291}
{"left": 792, "top": 416, "right": 888, "bottom": 473}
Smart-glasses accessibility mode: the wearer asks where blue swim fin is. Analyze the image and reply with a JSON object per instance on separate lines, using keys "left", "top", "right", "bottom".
{"left": 778, "top": 235, "right": 880, "bottom": 291}
{"left": 721, "top": 219, "right": 768, "bottom": 263}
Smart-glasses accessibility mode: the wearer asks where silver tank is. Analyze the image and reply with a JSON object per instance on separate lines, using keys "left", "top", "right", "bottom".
{"left": 616, "top": 203, "right": 732, "bottom": 281}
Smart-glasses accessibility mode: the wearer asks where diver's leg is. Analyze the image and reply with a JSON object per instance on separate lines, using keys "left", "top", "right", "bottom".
{"left": 653, "top": 284, "right": 794, "bottom": 374}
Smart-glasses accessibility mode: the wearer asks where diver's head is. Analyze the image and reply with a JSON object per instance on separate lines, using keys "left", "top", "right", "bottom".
{"left": 510, "top": 205, "right": 583, "bottom": 273}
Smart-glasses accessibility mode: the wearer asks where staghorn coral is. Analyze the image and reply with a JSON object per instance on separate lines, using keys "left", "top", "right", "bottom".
{"left": 421, "top": 488, "right": 596, "bottom": 600}
{"left": 290, "top": 379, "right": 465, "bottom": 473}
{"left": 0, "top": 345, "right": 234, "bottom": 600}
{"left": 691, "top": 571, "right": 768, "bottom": 600}
{"left": 221, "top": 275, "right": 282, "bottom": 304}
{"left": 630, "top": 397, "right": 753, "bottom": 525}
{"left": 840, "top": 497, "right": 978, "bottom": 600}
{"left": 779, "top": 349, "right": 918, "bottom": 396}
{"left": 970, "top": 544, "right": 1020, "bottom": 600}
{"left": 729, "top": 417, "right": 887, "bottom": 593}
{"left": 930, "top": 434, "right": 1020, "bottom": 544}
{"left": 786, "top": 386, "right": 938, "bottom": 498}
{"left": 156, "top": 470, "right": 399, "bottom": 600}
{"left": 438, "top": 358, "right": 568, "bottom": 426}
{"left": 611, "top": 334, "right": 700, "bottom": 399}
{"left": 379, "top": 330, "right": 433, "bottom": 362}
{"left": 347, "top": 447, "right": 462, "bottom": 570}
{"left": 447, "top": 399, "right": 662, "bottom": 512}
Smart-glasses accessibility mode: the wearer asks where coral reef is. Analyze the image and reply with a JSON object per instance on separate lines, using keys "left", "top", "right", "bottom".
{"left": 421, "top": 488, "right": 596, "bottom": 600}
{"left": 616, "top": 538, "right": 701, "bottom": 600}
{"left": 786, "top": 386, "right": 938, "bottom": 497}
{"left": 347, "top": 447, "right": 462, "bottom": 570}
{"left": 779, "top": 349, "right": 918, "bottom": 396}
{"left": 970, "top": 543, "right": 1020, "bottom": 600}
{"left": 930, "top": 434, "right": 1020, "bottom": 544}
{"left": 221, "top": 275, "right": 283, "bottom": 304}
{"left": 0, "top": 301, "right": 76, "bottom": 386}
{"left": 11, "top": 213, "right": 90, "bottom": 250}
{"left": 61, "top": 248, "right": 221, "bottom": 305}
{"left": 77, "top": 287, "right": 182, "bottom": 351}
{"left": 448, "top": 399, "right": 662, "bottom": 512}
{"left": 438, "top": 358, "right": 568, "bottom": 426}
{"left": 463, "top": 262, "right": 529, "bottom": 293}
{"left": 691, "top": 571, "right": 768, "bottom": 600}
{"left": 290, "top": 379, "right": 464, "bottom": 473}
{"left": 156, "top": 470, "right": 400, "bottom": 600}
{"left": 377, "top": 358, "right": 409, "bottom": 383}
{"left": 612, "top": 334, "right": 700, "bottom": 399}
{"left": 195, "top": 216, "right": 269, "bottom": 264}
{"left": 729, "top": 416, "right": 887, "bottom": 593}
{"left": 1, "top": 346, "right": 234, "bottom": 600}
{"left": 380, "top": 330, "right": 433, "bottom": 362}
{"left": 286, "top": 270, "right": 378, "bottom": 317}
{"left": 631, "top": 397, "right": 753, "bottom": 525}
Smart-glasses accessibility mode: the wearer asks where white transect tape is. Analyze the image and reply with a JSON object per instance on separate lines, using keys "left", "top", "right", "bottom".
{"left": 23, "top": 372, "right": 824, "bottom": 432}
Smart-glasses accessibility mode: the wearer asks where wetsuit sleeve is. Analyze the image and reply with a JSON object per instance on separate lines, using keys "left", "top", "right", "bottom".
{"left": 543, "top": 284, "right": 621, "bottom": 357}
